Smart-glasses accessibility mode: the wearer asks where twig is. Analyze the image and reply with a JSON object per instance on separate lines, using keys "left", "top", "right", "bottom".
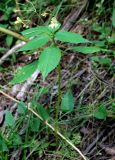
{"left": 0, "top": 42, "right": 26, "bottom": 65}
{"left": 90, "top": 66, "right": 115, "bottom": 90}
{"left": 84, "top": 129, "right": 105, "bottom": 154}
{"left": 51, "top": 70, "right": 85, "bottom": 96}
{"left": 62, "top": 0, "right": 88, "bottom": 31}
{"left": 0, "top": 27, "right": 28, "bottom": 42}
{"left": 0, "top": 89, "right": 87, "bottom": 160}
{"left": 16, "top": 69, "right": 40, "bottom": 100}
{"left": 87, "top": 126, "right": 115, "bottom": 155}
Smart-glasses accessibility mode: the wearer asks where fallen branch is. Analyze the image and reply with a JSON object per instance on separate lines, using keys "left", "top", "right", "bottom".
{"left": 0, "top": 89, "right": 87, "bottom": 160}
{"left": 0, "top": 42, "right": 26, "bottom": 65}
{"left": 16, "top": 69, "right": 40, "bottom": 100}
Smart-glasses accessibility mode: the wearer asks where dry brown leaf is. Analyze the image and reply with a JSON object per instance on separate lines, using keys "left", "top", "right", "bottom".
{"left": 105, "top": 146, "right": 115, "bottom": 156}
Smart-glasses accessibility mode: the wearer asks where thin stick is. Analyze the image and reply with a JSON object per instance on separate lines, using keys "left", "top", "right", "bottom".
{"left": 0, "top": 89, "right": 87, "bottom": 160}
{"left": 16, "top": 69, "right": 40, "bottom": 100}
{"left": 0, "top": 42, "right": 26, "bottom": 65}
{"left": 0, "top": 27, "right": 28, "bottom": 42}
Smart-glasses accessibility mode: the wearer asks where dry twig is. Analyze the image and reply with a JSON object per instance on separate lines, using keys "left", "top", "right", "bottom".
{"left": 0, "top": 42, "right": 26, "bottom": 65}
{"left": 0, "top": 89, "right": 87, "bottom": 160}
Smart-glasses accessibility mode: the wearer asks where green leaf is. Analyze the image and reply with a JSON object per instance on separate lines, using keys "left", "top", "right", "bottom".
{"left": 94, "top": 106, "right": 107, "bottom": 120}
{"left": 71, "top": 46, "right": 103, "bottom": 54}
{"left": 6, "top": 35, "right": 13, "bottom": 47}
{"left": 38, "top": 46, "right": 61, "bottom": 80}
{"left": 107, "top": 36, "right": 115, "bottom": 44}
{"left": 92, "top": 40, "right": 105, "bottom": 47}
{"left": 0, "top": 24, "right": 8, "bottom": 28}
{"left": 91, "top": 56, "right": 112, "bottom": 65}
{"left": 112, "top": 8, "right": 115, "bottom": 27}
{"left": 0, "top": 47, "right": 7, "bottom": 52}
{"left": 112, "top": 103, "right": 115, "bottom": 112}
{"left": 21, "top": 26, "right": 51, "bottom": 38}
{"left": 17, "top": 102, "right": 27, "bottom": 114}
{"left": 10, "top": 60, "right": 38, "bottom": 84}
{"left": 18, "top": 34, "right": 50, "bottom": 51}
{"left": 36, "top": 103, "right": 50, "bottom": 121}
{"left": 0, "top": 138, "right": 8, "bottom": 152}
{"left": 5, "top": 111, "right": 15, "bottom": 127}
{"left": 39, "top": 87, "right": 49, "bottom": 95}
{"left": 12, "top": 134, "right": 22, "bottom": 145}
{"left": 61, "top": 90, "right": 74, "bottom": 112}
{"left": 30, "top": 117, "right": 40, "bottom": 132}
{"left": 55, "top": 30, "right": 90, "bottom": 44}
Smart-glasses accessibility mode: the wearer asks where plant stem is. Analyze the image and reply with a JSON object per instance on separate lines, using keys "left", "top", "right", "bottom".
{"left": 0, "top": 27, "right": 28, "bottom": 42}
{"left": 55, "top": 63, "right": 61, "bottom": 145}
{"left": 57, "top": 63, "right": 61, "bottom": 120}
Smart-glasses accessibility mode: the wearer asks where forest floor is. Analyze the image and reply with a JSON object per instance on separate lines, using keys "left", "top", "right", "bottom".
{"left": 0, "top": 0, "right": 115, "bottom": 160}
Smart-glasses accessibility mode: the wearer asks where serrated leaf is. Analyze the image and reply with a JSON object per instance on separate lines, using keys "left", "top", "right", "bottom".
{"left": 94, "top": 106, "right": 107, "bottom": 120}
{"left": 36, "top": 103, "right": 50, "bottom": 120}
{"left": 61, "top": 90, "right": 74, "bottom": 112}
{"left": 10, "top": 60, "right": 38, "bottom": 84}
{"left": 55, "top": 30, "right": 89, "bottom": 44}
{"left": 5, "top": 111, "right": 15, "bottom": 127}
{"left": 18, "top": 34, "right": 50, "bottom": 51}
{"left": 17, "top": 102, "right": 27, "bottom": 114}
{"left": 21, "top": 26, "right": 51, "bottom": 38}
{"left": 38, "top": 46, "right": 61, "bottom": 80}
{"left": 71, "top": 46, "right": 103, "bottom": 54}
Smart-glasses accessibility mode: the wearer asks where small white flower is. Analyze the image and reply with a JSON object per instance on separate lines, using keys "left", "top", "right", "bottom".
{"left": 41, "top": 12, "right": 48, "bottom": 17}
{"left": 14, "top": 17, "right": 22, "bottom": 24}
{"left": 49, "top": 17, "right": 59, "bottom": 29}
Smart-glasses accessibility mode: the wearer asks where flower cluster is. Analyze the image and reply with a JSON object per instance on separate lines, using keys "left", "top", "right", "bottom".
{"left": 49, "top": 17, "right": 59, "bottom": 29}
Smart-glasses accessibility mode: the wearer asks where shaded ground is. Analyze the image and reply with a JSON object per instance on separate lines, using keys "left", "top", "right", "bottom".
{"left": 0, "top": 0, "right": 115, "bottom": 159}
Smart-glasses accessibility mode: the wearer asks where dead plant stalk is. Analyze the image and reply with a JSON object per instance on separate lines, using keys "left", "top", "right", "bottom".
{"left": 0, "top": 89, "right": 87, "bottom": 160}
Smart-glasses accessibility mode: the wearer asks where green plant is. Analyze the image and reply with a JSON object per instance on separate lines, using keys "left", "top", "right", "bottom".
{"left": 7, "top": 18, "right": 86, "bottom": 122}
{"left": 0, "top": 17, "right": 109, "bottom": 125}
{"left": 0, "top": 16, "right": 113, "bottom": 159}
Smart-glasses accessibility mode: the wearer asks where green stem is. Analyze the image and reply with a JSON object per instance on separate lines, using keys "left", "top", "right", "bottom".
{"left": 57, "top": 63, "right": 61, "bottom": 120}
{"left": 0, "top": 27, "right": 28, "bottom": 42}
{"left": 52, "top": 36, "right": 61, "bottom": 146}
{"left": 55, "top": 63, "right": 61, "bottom": 146}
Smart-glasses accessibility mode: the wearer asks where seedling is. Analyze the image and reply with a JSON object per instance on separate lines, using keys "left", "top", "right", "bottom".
{"left": 0, "top": 17, "right": 110, "bottom": 160}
